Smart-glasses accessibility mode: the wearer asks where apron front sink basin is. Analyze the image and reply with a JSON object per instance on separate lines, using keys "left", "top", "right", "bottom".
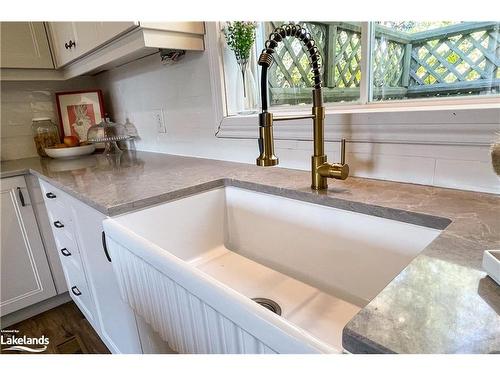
{"left": 103, "top": 185, "right": 444, "bottom": 353}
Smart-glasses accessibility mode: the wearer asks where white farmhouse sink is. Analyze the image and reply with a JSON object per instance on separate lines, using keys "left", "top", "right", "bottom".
{"left": 103, "top": 186, "right": 442, "bottom": 353}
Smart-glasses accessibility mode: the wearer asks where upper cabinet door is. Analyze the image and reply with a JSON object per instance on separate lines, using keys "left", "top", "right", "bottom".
{"left": 0, "top": 22, "right": 54, "bottom": 69}
{"left": 48, "top": 22, "right": 78, "bottom": 67}
{"left": 72, "top": 22, "right": 100, "bottom": 58}
{"left": 0, "top": 176, "right": 56, "bottom": 316}
{"left": 48, "top": 22, "right": 138, "bottom": 68}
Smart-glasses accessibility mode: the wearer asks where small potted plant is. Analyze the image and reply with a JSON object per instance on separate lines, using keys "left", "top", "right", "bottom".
{"left": 223, "top": 21, "right": 258, "bottom": 113}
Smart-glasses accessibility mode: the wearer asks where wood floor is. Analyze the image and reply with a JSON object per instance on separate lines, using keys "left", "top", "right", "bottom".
{"left": 1, "top": 302, "right": 110, "bottom": 354}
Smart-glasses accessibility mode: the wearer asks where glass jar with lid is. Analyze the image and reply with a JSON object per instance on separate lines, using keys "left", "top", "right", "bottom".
{"left": 32, "top": 118, "right": 60, "bottom": 157}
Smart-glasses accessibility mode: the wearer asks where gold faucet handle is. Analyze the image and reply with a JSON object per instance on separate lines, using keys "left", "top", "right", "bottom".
{"left": 327, "top": 139, "right": 349, "bottom": 180}
{"left": 340, "top": 138, "right": 346, "bottom": 165}
{"left": 318, "top": 163, "right": 349, "bottom": 180}
{"left": 316, "top": 139, "right": 350, "bottom": 180}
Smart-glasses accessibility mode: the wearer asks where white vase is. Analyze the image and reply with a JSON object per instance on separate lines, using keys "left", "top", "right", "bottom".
{"left": 237, "top": 59, "right": 258, "bottom": 115}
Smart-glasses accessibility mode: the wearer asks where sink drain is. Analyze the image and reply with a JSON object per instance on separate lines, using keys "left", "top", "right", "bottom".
{"left": 251, "top": 298, "right": 282, "bottom": 316}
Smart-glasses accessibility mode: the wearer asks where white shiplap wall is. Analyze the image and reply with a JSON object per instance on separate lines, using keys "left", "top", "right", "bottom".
{"left": 96, "top": 51, "right": 500, "bottom": 194}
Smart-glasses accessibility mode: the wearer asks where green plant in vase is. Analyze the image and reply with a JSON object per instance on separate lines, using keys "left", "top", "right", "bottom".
{"left": 223, "top": 21, "right": 258, "bottom": 113}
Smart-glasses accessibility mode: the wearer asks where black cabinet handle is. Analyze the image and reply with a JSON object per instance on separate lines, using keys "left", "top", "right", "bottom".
{"left": 17, "top": 187, "right": 26, "bottom": 207}
{"left": 46, "top": 192, "right": 56, "bottom": 199}
{"left": 60, "top": 248, "right": 71, "bottom": 257}
{"left": 102, "top": 231, "right": 112, "bottom": 262}
{"left": 53, "top": 221, "right": 64, "bottom": 228}
{"left": 64, "top": 40, "right": 76, "bottom": 49}
{"left": 71, "top": 286, "right": 81, "bottom": 296}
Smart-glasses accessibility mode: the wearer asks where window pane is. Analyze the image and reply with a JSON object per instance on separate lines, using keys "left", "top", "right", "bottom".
{"left": 372, "top": 21, "right": 500, "bottom": 101}
{"left": 263, "top": 22, "right": 362, "bottom": 107}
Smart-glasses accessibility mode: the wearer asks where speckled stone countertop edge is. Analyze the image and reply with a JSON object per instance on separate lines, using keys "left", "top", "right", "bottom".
{"left": 0, "top": 168, "right": 30, "bottom": 179}
{"left": 342, "top": 327, "right": 395, "bottom": 354}
{"left": 28, "top": 168, "right": 452, "bottom": 231}
{"left": 228, "top": 179, "right": 452, "bottom": 230}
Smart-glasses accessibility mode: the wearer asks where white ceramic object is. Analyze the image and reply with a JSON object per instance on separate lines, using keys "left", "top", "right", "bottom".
{"left": 103, "top": 186, "right": 442, "bottom": 353}
{"left": 44, "top": 144, "right": 95, "bottom": 159}
{"left": 483, "top": 250, "right": 500, "bottom": 285}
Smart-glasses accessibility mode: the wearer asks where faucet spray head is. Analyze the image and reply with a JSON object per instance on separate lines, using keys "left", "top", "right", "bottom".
{"left": 256, "top": 112, "right": 279, "bottom": 167}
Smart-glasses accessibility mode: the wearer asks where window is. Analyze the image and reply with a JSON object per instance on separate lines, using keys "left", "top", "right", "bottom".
{"left": 372, "top": 21, "right": 500, "bottom": 101}
{"left": 262, "top": 22, "right": 362, "bottom": 106}
{"left": 220, "top": 21, "right": 500, "bottom": 115}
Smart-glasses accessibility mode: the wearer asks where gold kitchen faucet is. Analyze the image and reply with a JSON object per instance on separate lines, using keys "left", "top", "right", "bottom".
{"left": 256, "top": 23, "right": 349, "bottom": 190}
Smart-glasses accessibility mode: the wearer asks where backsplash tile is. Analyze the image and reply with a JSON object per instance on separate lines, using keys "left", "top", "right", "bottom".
{"left": 95, "top": 52, "right": 499, "bottom": 194}
{"left": 1, "top": 78, "right": 96, "bottom": 161}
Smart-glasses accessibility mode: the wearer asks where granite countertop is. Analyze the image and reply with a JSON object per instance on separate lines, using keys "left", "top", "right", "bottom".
{"left": 1, "top": 151, "right": 499, "bottom": 354}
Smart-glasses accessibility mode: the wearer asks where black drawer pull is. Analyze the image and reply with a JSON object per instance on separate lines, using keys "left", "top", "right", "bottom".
{"left": 71, "top": 286, "right": 82, "bottom": 296}
{"left": 53, "top": 221, "right": 64, "bottom": 228}
{"left": 60, "top": 248, "right": 71, "bottom": 257}
{"left": 17, "top": 187, "right": 26, "bottom": 207}
{"left": 102, "top": 231, "right": 112, "bottom": 262}
{"left": 46, "top": 192, "right": 56, "bottom": 199}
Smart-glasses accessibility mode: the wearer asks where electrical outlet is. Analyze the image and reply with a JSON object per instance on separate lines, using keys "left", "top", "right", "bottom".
{"left": 153, "top": 109, "right": 167, "bottom": 133}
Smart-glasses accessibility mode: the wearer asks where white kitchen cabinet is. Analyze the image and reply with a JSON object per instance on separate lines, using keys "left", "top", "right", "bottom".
{"left": 47, "top": 22, "right": 78, "bottom": 67}
{"left": 0, "top": 176, "right": 56, "bottom": 316}
{"left": 2, "top": 21, "right": 204, "bottom": 80}
{"left": 69, "top": 197, "right": 143, "bottom": 354}
{"left": 72, "top": 23, "right": 100, "bottom": 59}
{"left": 0, "top": 22, "right": 54, "bottom": 69}
{"left": 47, "top": 21, "right": 204, "bottom": 77}
{"left": 50, "top": 22, "right": 106, "bottom": 67}
{"left": 38, "top": 180, "right": 98, "bottom": 328}
{"left": 48, "top": 22, "right": 138, "bottom": 68}
{"left": 25, "top": 175, "right": 67, "bottom": 294}
{"left": 38, "top": 178, "right": 143, "bottom": 354}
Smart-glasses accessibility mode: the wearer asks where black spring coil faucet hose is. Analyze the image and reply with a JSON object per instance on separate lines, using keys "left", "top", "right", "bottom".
{"left": 258, "top": 23, "right": 323, "bottom": 111}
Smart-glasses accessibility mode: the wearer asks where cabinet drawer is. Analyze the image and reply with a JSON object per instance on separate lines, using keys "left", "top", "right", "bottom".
{"left": 62, "top": 253, "right": 96, "bottom": 324}
{"left": 39, "top": 182, "right": 74, "bottom": 232}
{"left": 39, "top": 179, "right": 66, "bottom": 205}
{"left": 45, "top": 200, "right": 75, "bottom": 235}
{"left": 53, "top": 229, "right": 84, "bottom": 274}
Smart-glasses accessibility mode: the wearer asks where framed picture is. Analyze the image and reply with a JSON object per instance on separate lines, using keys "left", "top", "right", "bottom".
{"left": 55, "top": 90, "right": 105, "bottom": 141}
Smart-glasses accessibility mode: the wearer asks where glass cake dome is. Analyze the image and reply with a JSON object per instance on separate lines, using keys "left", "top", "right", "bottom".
{"left": 87, "top": 116, "right": 129, "bottom": 154}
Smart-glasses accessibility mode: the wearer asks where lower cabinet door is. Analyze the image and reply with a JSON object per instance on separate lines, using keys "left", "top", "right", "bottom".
{"left": 68, "top": 196, "right": 142, "bottom": 354}
{"left": 0, "top": 176, "right": 56, "bottom": 316}
{"left": 63, "top": 256, "right": 96, "bottom": 324}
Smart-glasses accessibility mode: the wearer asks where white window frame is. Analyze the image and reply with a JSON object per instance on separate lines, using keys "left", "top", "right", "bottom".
{"left": 206, "top": 22, "right": 500, "bottom": 146}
